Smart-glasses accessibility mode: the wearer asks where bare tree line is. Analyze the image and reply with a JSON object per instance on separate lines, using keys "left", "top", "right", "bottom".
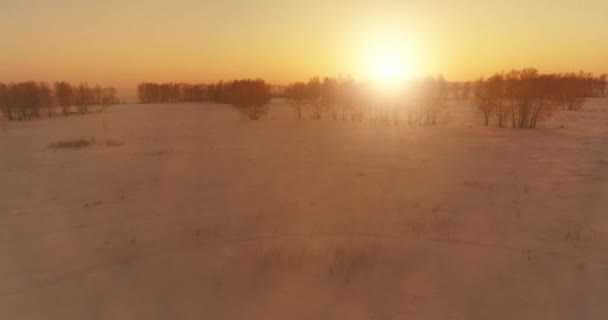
{"left": 137, "top": 83, "right": 207, "bottom": 103}
{"left": 284, "top": 76, "right": 449, "bottom": 125}
{"left": 130, "top": 68, "right": 607, "bottom": 126}
{"left": 0, "top": 82, "right": 119, "bottom": 121}
{"left": 474, "top": 69, "right": 608, "bottom": 128}
{"left": 283, "top": 69, "right": 606, "bottom": 128}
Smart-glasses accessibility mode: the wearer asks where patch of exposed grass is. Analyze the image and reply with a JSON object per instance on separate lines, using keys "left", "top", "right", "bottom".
{"left": 49, "top": 138, "right": 125, "bottom": 149}
{"left": 49, "top": 138, "right": 95, "bottom": 149}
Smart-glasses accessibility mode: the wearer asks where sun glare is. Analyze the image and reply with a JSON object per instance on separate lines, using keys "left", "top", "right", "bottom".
{"left": 366, "top": 45, "right": 413, "bottom": 86}
{"left": 373, "top": 50, "right": 403, "bottom": 80}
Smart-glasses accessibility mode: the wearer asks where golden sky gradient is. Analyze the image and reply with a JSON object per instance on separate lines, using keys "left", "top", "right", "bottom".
{"left": 1, "top": 0, "right": 608, "bottom": 89}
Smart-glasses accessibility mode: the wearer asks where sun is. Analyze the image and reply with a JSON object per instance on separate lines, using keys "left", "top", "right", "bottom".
{"left": 362, "top": 42, "right": 415, "bottom": 86}
{"left": 372, "top": 50, "right": 405, "bottom": 82}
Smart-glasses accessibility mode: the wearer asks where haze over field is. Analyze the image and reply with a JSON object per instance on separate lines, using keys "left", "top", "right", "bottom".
{"left": 2, "top": 1, "right": 608, "bottom": 319}
{"left": 2, "top": 0, "right": 608, "bottom": 94}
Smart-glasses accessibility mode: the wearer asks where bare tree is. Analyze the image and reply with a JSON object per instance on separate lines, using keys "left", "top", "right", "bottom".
{"left": 38, "top": 82, "right": 54, "bottom": 117}
{"left": 284, "top": 82, "right": 307, "bottom": 119}
{"left": 208, "top": 79, "right": 272, "bottom": 120}
{"left": 93, "top": 84, "right": 103, "bottom": 112}
{"left": 98, "top": 87, "right": 119, "bottom": 112}
{"left": 322, "top": 77, "right": 339, "bottom": 120}
{"left": 0, "top": 83, "right": 13, "bottom": 120}
{"left": 74, "top": 83, "right": 92, "bottom": 114}
{"left": 236, "top": 80, "right": 272, "bottom": 120}
{"left": 10, "top": 82, "right": 41, "bottom": 120}
{"left": 474, "top": 77, "right": 493, "bottom": 126}
{"left": 409, "top": 76, "right": 448, "bottom": 126}
{"left": 54, "top": 82, "right": 73, "bottom": 115}
{"left": 306, "top": 77, "right": 323, "bottom": 120}
{"left": 460, "top": 81, "right": 471, "bottom": 100}
{"left": 599, "top": 74, "right": 608, "bottom": 97}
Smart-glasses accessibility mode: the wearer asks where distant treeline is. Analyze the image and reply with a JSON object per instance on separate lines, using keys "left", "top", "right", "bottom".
{"left": 132, "top": 69, "right": 607, "bottom": 125}
{"left": 137, "top": 83, "right": 207, "bottom": 103}
{"left": 281, "top": 70, "right": 608, "bottom": 127}
{"left": 474, "top": 69, "right": 608, "bottom": 128}
{"left": 0, "top": 82, "right": 119, "bottom": 121}
{"left": 284, "top": 76, "right": 449, "bottom": 125}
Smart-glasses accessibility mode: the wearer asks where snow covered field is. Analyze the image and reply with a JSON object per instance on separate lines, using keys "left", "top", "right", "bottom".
{"left": 1, "top": 99, "right": 608, "bottom": 319}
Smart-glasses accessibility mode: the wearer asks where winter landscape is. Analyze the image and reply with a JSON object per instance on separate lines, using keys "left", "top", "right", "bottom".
{"left": 2, "top": 0, "right": 608, "bottom": 319}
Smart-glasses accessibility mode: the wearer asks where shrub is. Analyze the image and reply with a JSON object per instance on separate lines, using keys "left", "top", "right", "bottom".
{"left": 49, "top": 138, "right": 95, "bottom": 149}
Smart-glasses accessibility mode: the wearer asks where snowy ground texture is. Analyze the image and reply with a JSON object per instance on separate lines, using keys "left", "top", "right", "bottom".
{"left": 1, "top": 99, "right": 608, "bottom": 319}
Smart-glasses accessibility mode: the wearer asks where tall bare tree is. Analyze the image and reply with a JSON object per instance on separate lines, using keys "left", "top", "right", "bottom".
{"left": 54, "top": 82, "right": 73, "bottom": 115}
{"left": 74, "top": 83, "right": 92, "bottom": 114}
{"left": 38, "top": 82, "right": 54, "bottom": 117}
{"left": 0, "top": 83, "right": 12, "bottom": 120}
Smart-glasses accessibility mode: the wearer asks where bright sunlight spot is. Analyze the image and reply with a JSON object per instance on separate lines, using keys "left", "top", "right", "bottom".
{"left": 371, "top": 49, "right": 406, "bottom": 82}
{"left": 362, "top": 41, "right": 416, "bottom": 89}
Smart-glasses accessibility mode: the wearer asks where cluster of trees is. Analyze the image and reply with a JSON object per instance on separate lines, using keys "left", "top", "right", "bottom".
{"left": 475, "top": 69, "right": 608, "bottom": 128}
{"left": 408, "top": 77, "right": 449, "bottom": 125}
{"left": 284, "top": 76, "right": 449, "bottom": 125}
{"left": 137, "top": 82, "right": 207, "bottom": 103}
{"left": 135, "top": 80, "right": 272, "bottom": 119}
{"left": 284, "top": 77, "right": 358, "bottom": 120}
{"left": 0, "top": 82, "right": 118, "bottom": 121}
{"left": 208, "top": 79, "right": 272, "bottom": 119}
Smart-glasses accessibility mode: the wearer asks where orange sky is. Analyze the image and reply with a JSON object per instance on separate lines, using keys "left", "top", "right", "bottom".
{"left": 2, "top": 0, "right": 608, "bottom": 93}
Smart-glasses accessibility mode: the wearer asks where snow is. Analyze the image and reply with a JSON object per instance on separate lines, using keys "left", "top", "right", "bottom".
{"left": 1, "top": 99, "right": 608, "bottom": 319}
